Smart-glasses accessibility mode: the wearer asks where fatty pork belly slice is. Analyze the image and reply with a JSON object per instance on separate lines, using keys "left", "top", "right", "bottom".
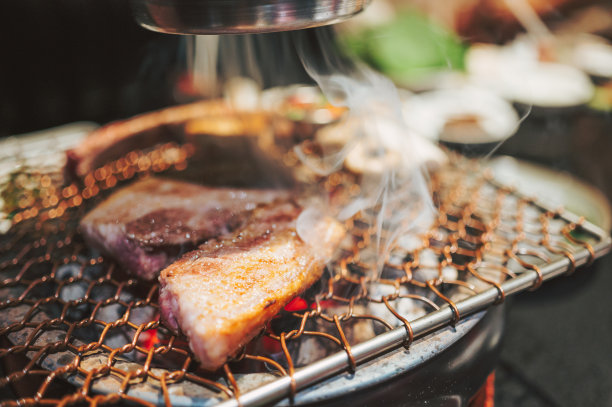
{"left": 159, "top": 201, "right": 346, "bottom": 371}
{"left": 78, "top": 177, "right": 288, "bottom": 280}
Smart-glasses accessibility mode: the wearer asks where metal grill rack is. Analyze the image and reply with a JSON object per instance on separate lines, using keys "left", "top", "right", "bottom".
{"left": 0, "top": 133, "right": 609, "bottom": 407}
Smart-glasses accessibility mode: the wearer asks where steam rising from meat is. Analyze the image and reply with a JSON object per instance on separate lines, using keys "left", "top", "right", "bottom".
{"left": 188, "top": 28, "right": 436, "bottom": 273}
{"left": 292, "top": 28, "right": 436, "bottom": 269}
{"left": 188, "top": 33, "right": 310, "bottom": 98}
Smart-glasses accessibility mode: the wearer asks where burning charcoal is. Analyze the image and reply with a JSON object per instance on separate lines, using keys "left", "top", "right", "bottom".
{"left": 96, "top": 300, "right": 141, "bottom": 360}
{"left": 266, "top": 336, "right": 302, "bottom": 371}
{"left": 368, "top": 284, "right": 427, "bottom": 334}
{"left": 56, "top": 263, "right": 89, "bottom": 321}
{"left": 294, "top": 336, "right": 329, "bottom": 367}
{"left": 396, "top": 234, "right": 425, "bottom": 252}
{"left": 442, "top": 265, "right": 459, "bottom": 281}
{"left": 81, "top": 257, "right": 106, "bottom": 279}
{"left": 413, "top": 249, "right": 444, "bottom": 283}
{"left": 97, "top": 303, "right": 126, "bottom": 324}
{"left": 127, "top": 305, "right": 156, "bottom": 326}
{"left": 295, "top": 305, "right": 375, "bottom": 367}
{"left": 269, "top": 314, "right": 303, "bottom": 339}
{"left": 380, "top": 263, "right": 406, "bottom": 280}
{"left": 56, "top": 263, "right": 82, "bottom": 281}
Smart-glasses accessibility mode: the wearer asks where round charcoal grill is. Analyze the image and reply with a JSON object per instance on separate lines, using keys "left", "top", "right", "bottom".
{"left": 0, "top": 111, "right": 609, "bottom": 407}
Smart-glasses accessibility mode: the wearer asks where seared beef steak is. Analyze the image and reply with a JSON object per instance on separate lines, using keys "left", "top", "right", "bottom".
{"left": 158, "top": 201, "right": 345, "bottom": 371}
{"left": 79, "top": 177, "right": 288, "bottom": 279}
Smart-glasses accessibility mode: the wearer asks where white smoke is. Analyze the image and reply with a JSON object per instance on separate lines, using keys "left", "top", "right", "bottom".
{"left": 187, "top": 28, "right": 438, "bottom": 274}
{"left": 292, "top": 28, "right": 436, "bottom": 272}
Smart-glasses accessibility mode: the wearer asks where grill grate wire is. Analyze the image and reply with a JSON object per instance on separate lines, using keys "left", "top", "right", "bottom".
{"left": 0, "top": 143, "right": 609, "bottom": 407}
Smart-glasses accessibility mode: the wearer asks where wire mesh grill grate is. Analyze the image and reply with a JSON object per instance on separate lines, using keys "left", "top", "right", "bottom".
{"left": 0, "top": 142, "right": 609, "bottom": 407}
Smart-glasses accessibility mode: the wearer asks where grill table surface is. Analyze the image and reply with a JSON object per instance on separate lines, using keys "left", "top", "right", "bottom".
{"left": 0, "top": 122, "right": 608, "bottom": 407}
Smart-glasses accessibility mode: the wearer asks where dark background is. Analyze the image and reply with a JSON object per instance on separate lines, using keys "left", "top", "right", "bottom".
{"left": 0, "top": 1, "right": 182, "bottom": 138}
{"left": 0, "top": 1, "right": 611, "bottom": 406}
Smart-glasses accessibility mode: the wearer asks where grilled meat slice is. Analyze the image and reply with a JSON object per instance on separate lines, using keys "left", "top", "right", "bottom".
{"left": 65, "top": 100, "right": 229, "bottom": 179}
{"left": 64, "top": 101, "right": 295, "bottom": 188}
{"left": 158, "top": 202, "right": 345, "bottom": 371}
{"left": 79, "top": 177, "right": 288, "bottom": 280}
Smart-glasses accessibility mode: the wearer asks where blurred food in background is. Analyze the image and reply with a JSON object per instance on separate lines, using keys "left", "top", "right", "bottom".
{"left": 590, "top": 82, "right": 612, "bottom": 112}
{"left": 334, "top": 0, "right": 612, "bottom": 205}
{"left": 407, "top": 0, "right": 611, "bottom": 42}
{"left": 339, "top": 7, "right": 467, "bottom": 87}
